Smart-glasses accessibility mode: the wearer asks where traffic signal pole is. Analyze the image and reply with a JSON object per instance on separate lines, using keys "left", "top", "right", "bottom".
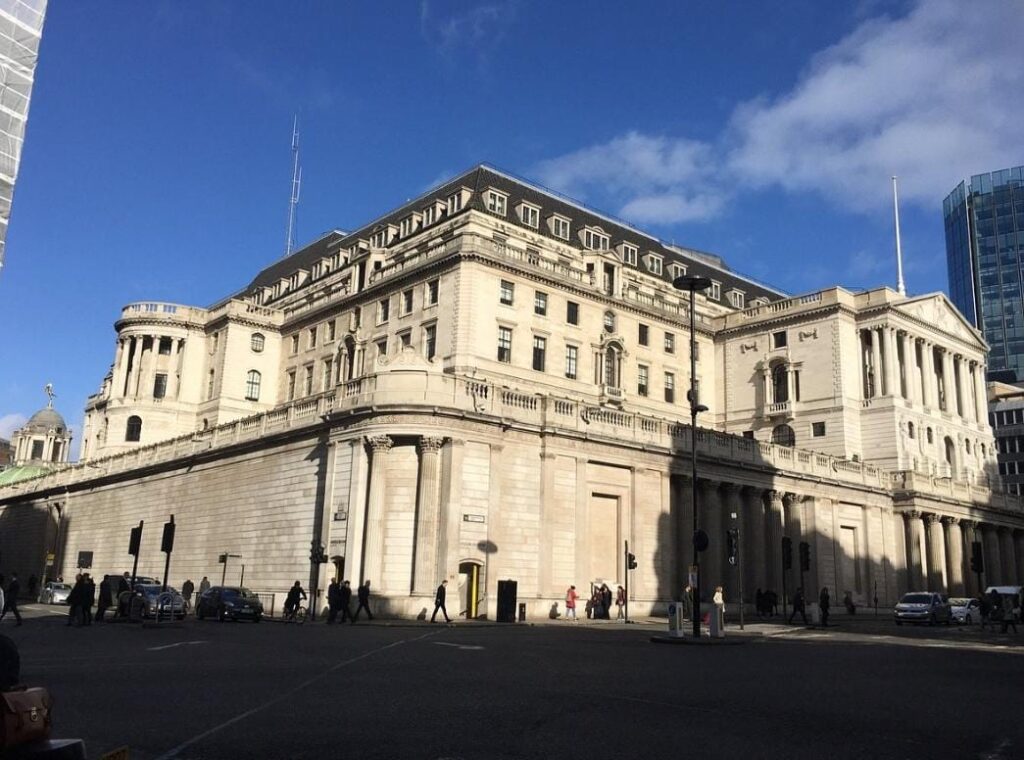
{"left": 624, "top": 540, "right": 629, "bottom": 624}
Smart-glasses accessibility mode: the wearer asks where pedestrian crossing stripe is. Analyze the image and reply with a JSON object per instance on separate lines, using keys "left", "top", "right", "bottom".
{"left": 99, "top": 746, "right": 130, "bottom": 760}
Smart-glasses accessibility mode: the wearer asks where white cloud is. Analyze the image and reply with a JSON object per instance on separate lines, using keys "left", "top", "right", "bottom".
{"left": 535, "top": 0, "right": 1023, "bottom": 221}
{"left": 0, "top": 413, "right": 26, "bottom": 440}
{"left": 419, "top": 1, "right": 517, "bottom": 65}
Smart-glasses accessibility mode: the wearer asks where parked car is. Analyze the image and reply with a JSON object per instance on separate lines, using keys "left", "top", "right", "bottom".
{"left": 39, "top": 582, "right": 71, "bottom": 605}
{"left": 132, "top": 584, "right": 186, "bottom": 620}
{"left": 949, "top": 597, "right": 981, "bottom": 624}
{"left": 196, "top": 586, "right": 264, "bottom": 622}
{"left": 984, "top": 586, "right": 1023, "bottom": 621}
{"left": 894, "top": 592, "right": 952, "bottom": 625}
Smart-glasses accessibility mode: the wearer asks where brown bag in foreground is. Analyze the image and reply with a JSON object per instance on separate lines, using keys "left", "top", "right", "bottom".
{"left": 0, "top": 686, "right": 53, "bottom": 749}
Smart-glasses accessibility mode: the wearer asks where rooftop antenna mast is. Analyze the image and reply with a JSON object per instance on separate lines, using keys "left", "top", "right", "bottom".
{"left": 892, "top": 175, "right": 906, "bottom": 296}
{"left": 284, "top": 116, "right": 302, "bottom": 257}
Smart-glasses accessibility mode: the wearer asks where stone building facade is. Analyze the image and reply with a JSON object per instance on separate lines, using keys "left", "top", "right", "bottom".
{"left": 1, "top": 165, "right": 1021, "bottom": 617}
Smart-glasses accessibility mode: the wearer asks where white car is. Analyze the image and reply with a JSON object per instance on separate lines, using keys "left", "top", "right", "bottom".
{"left": 40, "top": 582, "right": 71, "bottom": 605}
{"left": 949, "top": 597, "right": 981, "bottom": 624}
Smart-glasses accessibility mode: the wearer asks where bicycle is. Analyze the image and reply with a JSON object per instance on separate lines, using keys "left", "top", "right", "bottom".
{"left": 283, "top": 605, "right": 307, "bottom": 624}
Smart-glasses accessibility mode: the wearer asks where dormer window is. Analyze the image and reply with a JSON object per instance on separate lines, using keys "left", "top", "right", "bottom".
{"left": 399, "top": 214, "right": 421, "bottom": 239}
{"left": 289, "top": 273, "right": 300, "bottom": 290}
{"left": 728, "top": 290, "right": 745, "bottom": 309}
{"left": 583, "top": 228, "right": 610, "bottom": 251}
{"left": 486, "top": 189, "right": 508, "bottom": 216}
{"left": 619, "top": 243, "right": 638, "bottom": 266}
{"left": 518, "top": 202, "right": 540, "bottom": 229}
{"left": 549, "top": 215, "right": 571, "bottom": 240}
{"left": 447, "top": 189, "right": 469, "bottom": 214}
{"left": 371, "top": 228, "right": 389, "bottom": 248}
{"left": 670, "top": 263, "right": 687, "bottom": 279}
{"left": 643, "top": 253, "right": 663, "bottom": 276}
{"left": 709, "top": 281, "right": 721, "bottom": 301}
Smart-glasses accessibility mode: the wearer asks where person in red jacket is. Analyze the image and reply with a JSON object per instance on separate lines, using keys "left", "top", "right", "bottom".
{"left": 565, "top": 585, "right": 579, "bottom": 622}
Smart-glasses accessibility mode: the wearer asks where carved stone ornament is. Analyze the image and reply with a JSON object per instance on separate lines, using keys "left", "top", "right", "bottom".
{"left": 366, "top": 435, "right": 393, "bottom": 453}
{"left": 417, "top": 436, "right": 445, "bottom": 454}
{"left": 739, "top": 342, "right": 758, "bottom": 354}
{"left": 798, "top": 329, "right": 818, "bottom": 341}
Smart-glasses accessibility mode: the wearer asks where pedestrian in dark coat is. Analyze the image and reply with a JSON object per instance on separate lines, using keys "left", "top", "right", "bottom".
{"left": 0, "top": 574, "right": 22, "bottom": 626}
{"left": 755, "top": 588, "right": 765, "bottom": 619}
{"left": 327, "top": 579, "right": 341, "bottom": 624}
{"left": 353, "top": 580, "right": 373, "bottom": 622}
{"left": 819, "top": 587, "right": 831, "bottom": 627}
{"left": 788, "top": 587, "right": 808, "bottom": 625}
{"left": 81, "top": 574, "right": 96, "bottom": 626}
{"left": 601, "top": 584, "right": 613, "bottom": 619}
{"left": 339, "top": 580, "right": 354, "bottom": 623}
{"left": 95, "top": 577, "right": 113, "bottom": 622}
{"left": 116, "top": 572, "right": 131, "bottom": 618}
{"left": 680, "top": 585, "right": 694, "bottom": 622}
{"left": 431, "top": 580, "right": 451, "bottom": 623}
{"left": 67, "top": 575, "right": 84, "bottom": 627}
{"left": 181, "top": 579, "right": 195, "bottom": 610}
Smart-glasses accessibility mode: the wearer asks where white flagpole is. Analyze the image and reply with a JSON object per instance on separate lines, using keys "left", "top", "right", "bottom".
{"left": 892, "top": 175, "right": 906, "bottom": 296}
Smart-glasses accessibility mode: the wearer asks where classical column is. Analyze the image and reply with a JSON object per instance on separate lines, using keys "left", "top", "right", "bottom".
{"left": 961, "top": 521, "right": 979, "bottom": 596}
{"left": 955, "top": 356, "right": 970, "bottom": 420}
{"left": 922, "top": 342, "right": 935, "bottom": 408}
{"left": 1015, "top": 531, "right": 1024, "bottom": 589}
{"left": 983, "top": 523, "right": 1002, "bottom": 585}
{"left": 883, "top": 327, "right": 898, "bottom": 397}
{"left": 765, "top": 490, "right": 785, "bottom": 594}
{"left": 112, "top": 339, "right": 127, "bottom": 399}
{"left": 744, "top": 486, "right": 767, "bottom": 596}
{"left": 412, "top": 436, "right": 445, "bottom": 595}
{"left": 701, "top": 479, "right": 723, "bottom": 599}
{"left": 903, "top": 511, "right": 925, "bottom": 590}
{"left": 360, "top": 435, "right": 393, "bottom": 587}
{"left": 901, "top": 332, "right": 915, "bottom": 400}
{"left": 720, "top": 484, "right": 743, "bottom": 605}
{"left": 924, "top": 514, "right": 947, "bottom": 592}
{"left": 782, "top": 491, "right": 801, "bottom": 596}
{"left": 999, "top": 527, "right": 1016, "bottom": 585}
{"left": 870, "top": 328, "right": 882, "bottom": 398}
{"left": 941, "top": 349, "right": 954, "bottom": 413}
{"left": 942, "top": 517, "right": 965, "bottom": 596}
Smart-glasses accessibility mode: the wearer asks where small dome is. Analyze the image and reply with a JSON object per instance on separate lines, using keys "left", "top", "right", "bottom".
{"left": 25, "top": 407, "right": 67, "bottom": 434}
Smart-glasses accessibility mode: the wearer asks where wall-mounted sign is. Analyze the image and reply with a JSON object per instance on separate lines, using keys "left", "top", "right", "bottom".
{"left": 463, "top": 514, "right": 485, "bottom": 523}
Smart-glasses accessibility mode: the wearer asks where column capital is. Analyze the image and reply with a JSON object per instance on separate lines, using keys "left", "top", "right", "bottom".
{"left": 766, "top": 489, "right": 784, "bottom": 504}
{"left": 960, "top": 519, "right": 977, "bottom": 531}
{"left": 940, "top": 515, "right": 960, "bottom": 527}
{"left": 903, "top": 509, "right": 923, "bottom": 521}
{"left": 366, "top": 435, "right": 393, "bottom": 453}
{"left": 997, "top": 525, "right": 1012, "bottom": 536}
{"left": 719, "top": 482, "right": 742, "bottom": 494}
{"left": 782, "top": 491, "right": 802, "bottom": 506}
{"left": 923, "top": 513, "right": 942, "bottom": 526}
{"left": 417, "top": 436, "right": 445, "bottom": 455}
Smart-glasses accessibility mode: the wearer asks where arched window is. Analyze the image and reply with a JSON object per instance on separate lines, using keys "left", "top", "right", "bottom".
{"left": 245, "top": 370, "right": 262, "bottom": 401}
{"left": 965, "top": 439, "right": 972, "bottom": 455}
{"left": 771, "top": 364, "right": 789, "bottom": 403}
{"left": 125, "top": 415, "right": 142, "bottom": 442}
{"left": 251, "top": 333, "right": 265, "bottom": 353}
{"left": 907, "top": 422, "right": 915, "bottom": 439}
{"left": 926, "top": 427, "right": 934, "bottom": 444}
{"left": 771, "top": 424, "right": 795, "bottom": 447}
{"left": 944, "top": 436, "right": 955, "bottom": 465}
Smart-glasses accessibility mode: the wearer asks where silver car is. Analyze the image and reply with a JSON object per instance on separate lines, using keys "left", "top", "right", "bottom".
{"left": 134, "top": 584, "right": 186, "bottom": 620}
{"left": 40, "top": 582, "right": 71, "bottom": 604}
{"left": 894, "top": 592, "right": 952, "bottom": 626}
{"left": 949, "top": 597, "right": 981, "bottom": 624}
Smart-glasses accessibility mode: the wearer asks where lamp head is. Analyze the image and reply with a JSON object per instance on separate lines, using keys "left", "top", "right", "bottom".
{"left": 672, "top": 275, "right": 712, "bottom": 292}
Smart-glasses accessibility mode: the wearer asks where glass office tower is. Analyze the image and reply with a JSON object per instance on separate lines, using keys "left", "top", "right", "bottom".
{"left": 0, "top": 0, "right": 47, "bottom": 273}
{"left": 944, "top": 166, "right": 1024, "bottom": 383}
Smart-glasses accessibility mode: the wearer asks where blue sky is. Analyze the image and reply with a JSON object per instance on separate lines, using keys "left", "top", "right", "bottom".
{"left": 1, "top": 0, "right": 1021, "bottom": 455}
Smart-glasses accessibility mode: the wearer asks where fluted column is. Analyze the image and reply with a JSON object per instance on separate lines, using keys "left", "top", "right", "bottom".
{"left": 983, "top": 524, "right": 1002, "bottom": 585}
{"left": 955, "top": 356, "right": 970, "bottom": 420}
{"left": 901, "top": 332, "right": 914, "bottom": 400}
{"left": 942, "top": 517, "right": 965, "bottom": 596}
{"left": 922, "top": 342, "right": 935, "bottom": 408}
{"left": 701, "top": 479, "right": 723, "bottom": 599}
{"left": 361, "top": 435, "right": 393, "bottom": 587}
{"left": 924, "top": 514, "right": 947, "bottom": 592}
{"left": 883, "top": 327, "right": 898, "bottom": 397}
{"left": 999, "top": 527, "right": 1016, "bottom": 585}
{"left": 412, "top": 436, "right": 445, "bottom": 594}
{"left": 112, "top": 339, "right": 127, "bottom": 399}
{"left": 940, "top": 349, "right": 954, "bottom": 413}
{"left": 903, "top": 510, "right": 925, "bottom": 590}
{"left": 973, "top": 364, "right": 987, "bottom": 423}
{"left": 744, "top": 486, "right": 767, "bottom": 595}
{"left": 961, "top": 521, "right": 980, "bottom": 596}
{"left": 870, "top": 328, "right": 882, "bottom": 398}
{"left": 766, "top": 490, "right": 785, "bottom": 594}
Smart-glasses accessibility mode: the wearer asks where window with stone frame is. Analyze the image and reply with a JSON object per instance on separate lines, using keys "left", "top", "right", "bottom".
{"left": 532, "top": 335, "right": 547, "bottom": 372}
{"left": 664, "top": 372, "right": 675, "bottom": 403}
{"left": 125, "top": 415, "right": 142, "bottom": 442}
{"left": 565, "top": 344, "right": 578, "bottom": 379}
{"left": 245, "top": 370, "right": 261, "bottom": 401}
{"left": 497, "top": 327, "right": 513, "bottom": 363}
{"left": 153, "top": 373, "right": 167, "bottom": 399}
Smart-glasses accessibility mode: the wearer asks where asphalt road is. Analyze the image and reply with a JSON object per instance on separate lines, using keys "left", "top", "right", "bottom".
{"left": 3, "top": 604, "right": 1022, "bottom": 760}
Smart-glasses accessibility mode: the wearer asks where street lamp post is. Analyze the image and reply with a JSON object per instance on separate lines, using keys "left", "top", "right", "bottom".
{"left": 673, "top": 275, "right": 712, "bottom": 638}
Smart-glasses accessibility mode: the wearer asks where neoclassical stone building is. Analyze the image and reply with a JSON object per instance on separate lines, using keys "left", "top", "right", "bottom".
{"left": 1, "top": 165, "right": 1021, "bottom": 616}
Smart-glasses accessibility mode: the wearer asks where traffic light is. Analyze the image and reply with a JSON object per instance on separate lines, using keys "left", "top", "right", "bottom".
{"left": 781, "top": 536, "right": 793, "bottom": 570}
{"left": 726, "top": 529, "right": 738, "bottom": 566}
{"left": 128, "top": 524, "right": 142, "bottom": 557}
{"left": 970, "top": 541, "right": 984, "bottom": 574}
{"left": 161, "top": 521, "right": 176, "bottom": 554}
{"left": 799, "top": 541, "right": 810, "bottom": 572}
{"left": 627, "top": 552, "right": 637, "bottom": 570}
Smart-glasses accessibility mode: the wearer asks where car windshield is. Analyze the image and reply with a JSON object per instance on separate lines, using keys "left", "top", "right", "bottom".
{"left": 222, "top": 588, "right": 257, "bottom": 600}
{"left": 901, "top": 594, "right": 932, "bottom": 604}
{"left": 948, "top": 598, "right": 970, "bottom": 606}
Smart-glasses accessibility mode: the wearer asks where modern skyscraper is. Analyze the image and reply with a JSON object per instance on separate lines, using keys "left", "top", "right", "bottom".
{"left": 944, "top": 166, "right": 1024, "bottom": 383}
{"left": 0, "top": 0, "right": 47, "bottom": 274}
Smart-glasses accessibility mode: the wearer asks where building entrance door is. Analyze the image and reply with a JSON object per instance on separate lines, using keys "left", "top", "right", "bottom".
{"left": 458, "top": 561, "right": 482, "bottom": 619}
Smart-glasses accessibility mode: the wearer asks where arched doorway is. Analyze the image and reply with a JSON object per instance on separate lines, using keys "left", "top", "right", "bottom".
{"left": 458, "top": 560, "right": 483, "bottom": 619}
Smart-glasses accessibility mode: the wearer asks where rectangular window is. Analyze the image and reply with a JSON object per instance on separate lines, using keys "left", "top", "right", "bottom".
{"left": 323, "top": 359, "right": 333, "bottom": 390}
{"left": 812, "top": 421, "right": 826, "bottom": 437}
{"left": 376, "top": 339, "right": 388, "bottom": 358}
{"left": 521, "top": 204, "right": 539, "bottom": 228}
{"left": 532, "top": 336, "right": 547, "bottom": 371}
{"left": 773, "top": 331, "right": 787, "bottom": 349}
{"left": 427, "top": 279, "right": 439, "bottom": 305}
{"left": 207, "top": 370, "right": 215, "bottom": 400}
{"left": 566, "top": 301, "right": 579, "bottom": 325}
{"left": 584, "top": 229, "right": 610, "bottom": 250}
{"left": 534, "top": 291, "right": 548, "bottom": 316}
{"left": 710, "top": 281, "right": 721, "bottom": 300}
{"left": 500, "top": 280, "right": 515, "bottom": 306}
{"left": 424, "top": 324, "right": 437, "bottom": 360}
{"left": 287, "top": 370, "right": 296, "bottom": 401}
{"left": 308, "top": 327, "right": 317, "bottom": 349}
{"left": 648, "top": 256, "right": 663, "bottom": 275}
{"left": 638, "top": 365, "right": 649, "bottom": 397}
{"left": 487, "top": 190, "right": 507, "bottom": 216}
{"left": 664, "top": 332, "right": 675, "bottom": 354}
{"left": 399, "top": 330, "right": 412, "bottom": 348}
{"left": 565, "top": 345, "right": 578, "bottom": 379}
{"left": 638, "top": 323, "right": 649, "bottom": 346}
{"left": 378, "top": 298, "right": 390, "bottom": 323}
{"left": 290, "top": 335, "right": 299, "bottom": 355}
{"left": 153, "top": 373, "right": 167, "bottom": 399}
{"left": 423, "top": 205, "right": 436, "bottom": 226}
{"left": 621, "top": 244, "right": 638, "bottom": 266}
{"left": 448, "top": 192, "right": 463, "bottom": 213}
{"left": 552, "top": 216, "right": 570, "bottom": 240}
{"left": 158, "top": 338, "right": 172, "bottom": 355}
{"left": 664, "top": 372, "right": 675, "bottom": 404}
{"left": 326, "top": 320, "right": 336, "bottom": 342}
{"left": 729, "top": 291, "right": 745, "bottom": 308}
{"left": 497, "top": 327, "right": 513, "bottom": 363}
{"left": 402, "top": 289, "right": 414, "bottom": 315}
{"left": 304, "top": 365, "right": 314, "bottom": 396}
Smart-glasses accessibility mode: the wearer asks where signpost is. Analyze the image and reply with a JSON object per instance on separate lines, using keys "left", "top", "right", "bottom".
{"left": 128, "top": 521, "right": 144, "bottom": 590}
{"left": 219, "top": 552, "right": 242, "bottom": 587}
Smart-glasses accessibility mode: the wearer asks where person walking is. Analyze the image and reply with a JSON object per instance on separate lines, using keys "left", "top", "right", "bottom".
{"left": 95, "top": 576, "right": 113, "bottom": 622}
{"left": 327, "top": 578, "right": 341, "bottom": 624}
{"left": 979, "top": 591, "right": 993, "bottom": 631}
{"left": 199, "top": 576, "right": 211, "bottom": 596}
{"left": 788, "top": 587, "right": 808, "bottom": 625}
{"left": 431, "top": 580, "right": 451, "bottom": 623}
{"left": 115, "top": 572, "right": 131, "bottom": 618}
{"left": 819, "top": 587, "right": 831, "bottom": 627}
{"left": 616, "top": 586, "right": 626, "bottom": 621}
{"left": 600, "top": 584, "right": 613, "bottom": 620}
{"left": 353, "top": 581, "right": 374, "bottom": 622}
{"left": 843, "top": 590, "right": 856, "bottom": 615}
{"left": 999, "top": 594, "right": 1018, "bottom": 634}
{"left": 66, "top": 574, "right": 83, "bottom": 626}
{"left": 0, "top": 574, "right": 22, "bottom": 626}
{"left": 80, "top": 574, "right": 96, "bottom": 626}
{"left": 339, "top": 580, "right": 354, "bottom": 623}
{"left": 713, "top": 586, "right": 726, "bottom": 631}
{"left": 565, "top": 585, "right": 579, "bottom": 622}
{"left": 284, "top": 581, "right": 307, "bottom": 622}
{"left": 681, "top": 585, "right": 694, "bottom": 623}
{"left": 181, "top": 579, "right": 195, "bottom": 612}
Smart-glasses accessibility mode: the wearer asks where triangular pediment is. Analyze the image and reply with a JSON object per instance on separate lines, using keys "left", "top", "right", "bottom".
{"left": 894, "top": 293, "right": 986, "bottom": 349}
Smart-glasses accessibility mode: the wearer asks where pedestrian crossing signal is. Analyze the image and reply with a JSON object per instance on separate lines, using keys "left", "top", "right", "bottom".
{"left": 627, "top": 552, "right": 637, "bottom": 570}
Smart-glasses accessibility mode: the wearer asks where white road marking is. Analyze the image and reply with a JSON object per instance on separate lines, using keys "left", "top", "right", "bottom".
{"left": 153, "top": 630, "right": 440, "bottom": 760}
{"left": 980, "top": 738, "right": 1012, "bottom": 759}
{"left": 433, "top": 642, "right": 484, "bottom": 650}
{"left": 147, "top": 640, "right": 207, "bottom": 652}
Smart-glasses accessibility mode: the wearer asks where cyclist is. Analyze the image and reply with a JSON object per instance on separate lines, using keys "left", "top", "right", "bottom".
{"left": 284, "top": 581, "right": 307, "bottom": 622}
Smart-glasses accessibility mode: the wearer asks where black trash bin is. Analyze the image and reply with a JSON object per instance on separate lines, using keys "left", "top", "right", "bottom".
{"left": 496, "top": 580, "right": 517, "bottom": 623}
